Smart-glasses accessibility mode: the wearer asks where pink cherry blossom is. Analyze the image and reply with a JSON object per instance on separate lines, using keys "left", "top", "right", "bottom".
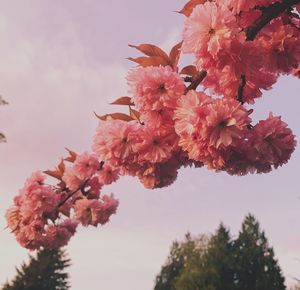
{"left": 98, "top": 194, "right": 119, "bottom": 224}
{"left": 258, "top": 18, "right": 300, "bottom": 74}
{"left": 135, "top": 126, "right": 178, "bottom": 163}
{"left": 140, "top": 108, "right": 175, "bottom": 129}
{"left": 221, "top": 0, "right": 257, "bottom": 14}
{"left": 15, "top": 220, "right": 46, "bottom": 250}
{"left": 74, "top": 198, "right": 101, "bottom": 226}
{"left": 74, "top": 196, "right": 119, "bottom": 227}
{"left": 62, "top": 167, "right": 82, "bottom": 191}
{"left": 45, "top": 219, "right": 78, "bottom": 249}
{"left": 250, "top": 113, "right": 297, "bottom": 171}
{"left": 174, "top": 90, "right": 212, "bottom": 137}
{"left": 127, "top": 65, "right": 185, "bottom": 112}
{"left": 182, "top": 2, "right": 238, "bottom": 57}
{"left": 204, "top": 98, "right": 251, "bottom": 148}
{"left": 223, "top": 136, "right": 257, "bottom": 176}
{"left": 73, "top": 152, "right": 100, "bottom": 180}
{"left": 238, "top": 9, "right": 262, "bottom": 28}
{"left": 97, "top": 164, "right": 120, "bottom": 185}
{"left": 84, "top": 176, "right": 102, "bottom": 199}
{"left": 6, "top": 164, "right": 120, "bottom": 250}
{"left": 219, "top": 0, "right": 283, "bottom": 13}
{"left": 137, "top": 157, "right": 181, "bottom": 189}
{"left": 175, "top": 93, "right": 251, "bottom": 170}
{"left": 200, "top": 39, "right": 278, "bottom": 103}
{"left": 93, "top": 120, "right": 141, "bottom": 167}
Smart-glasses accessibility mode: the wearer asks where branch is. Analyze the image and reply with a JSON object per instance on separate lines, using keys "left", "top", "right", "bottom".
{"left": 57, "top": 179, "right": 89, "bottom": 209}
{"left": 57, "top": 189, "right": 77, "bottom": 209}
{"left": 0, "top": 132, "right": 6, "bottom": 143}
{"left": 288, "top": 19, "right": 300, "bottom": 31}
{"left": 184, "top": 76, "right": 193, "bottom": 83}
{"left": 245, "top": 0, "right": 300, "bottom": 41}
{"left": 185, "top": 70, "right": 207, "bottom": 93}
{"left": 237, "top": 75, "right": 246, "bottom": 104}
{"left": 0, "top": 96, "right": 8, "bottom": 105}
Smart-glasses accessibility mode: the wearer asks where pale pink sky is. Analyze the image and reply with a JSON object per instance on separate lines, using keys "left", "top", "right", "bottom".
{"left": 0, "top": 1, "right": 299, "bottom": 289}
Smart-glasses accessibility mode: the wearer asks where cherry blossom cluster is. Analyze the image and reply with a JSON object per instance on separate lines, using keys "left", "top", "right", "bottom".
{"left": 6, "top": 151, "right": 119, "bottom": 250}
{"left": 175, "top": 90, "right": 295, "bottom": 175}
{"left": 183, "top": 0, "right": 300, "bottom": 103}
{"left": 93, "top": 66, "right": 198, "bottom": 189}
{"left": 6, "top": 0, "right": 299, "bottom": 250}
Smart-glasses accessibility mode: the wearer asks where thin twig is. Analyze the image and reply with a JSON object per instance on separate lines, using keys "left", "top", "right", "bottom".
{"left": 185, "top": 70, "right": 207, "bottom": 93}
{"left": 184, "top": 76, "right": 193, "bottom": 83}
{"left": 245, "top": 0, "right": 300, "bottom": 41}
{"left": 288, "top": 19, "right": 300, "bottom": 31}
{"left": 237, "top": 75, "right": 246, "bottom": 104}
{"left": 57, "top": 179, "right": 89, "bottom": 208}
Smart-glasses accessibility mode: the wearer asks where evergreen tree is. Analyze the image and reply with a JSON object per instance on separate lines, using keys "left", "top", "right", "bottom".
{"left": 2, "top": 248, "right": 70, "bottom": 290}
{"left": 202, "top": 224, "right": 235, "bottom": 290}
{"left": 154, "top": 214, "right": 287, "bottom": 290}
{"left": 233, "top": 214, "right": 286, "bottom": 290}
{"left": 154, "top": 233, "right": 207, "bottom": 290}
{"left": 175, "top": 224, "right": 235, "bottom": 290}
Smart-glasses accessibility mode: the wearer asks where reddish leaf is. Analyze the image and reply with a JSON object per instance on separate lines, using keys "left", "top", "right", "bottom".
{"left": 59, "top": 206, "right": 71, "bottom": 217}
{"left": 180, "top": 65, "right": 198, "bottom": 77}
{"left": 95, "top": 112, "right": 134, "bottom": 122}
{"left": 129, "top": 107, "right": 141, "bottom": 121}
{"left": 110, "top": 96, "right": 134, "bottom": 106}
{"left": 44, "top": 170, "right": 63, "bottom": 180}
{"left": 129, "top": 44, "right": 169, "bottom": 60}
{"left": 58, "top": 160, "right": 65, "bottom": 173}
{"left": 179, "top": 0, "right": 207, "bottom": 17}
{"left": 64, "top": 148, "right": 77, "bottom": 163}
{"left": 169, "top": 41, "right": 183, "bottom": 69}
{"left": 127, "top": 56, "right": 170, "bottom": 67}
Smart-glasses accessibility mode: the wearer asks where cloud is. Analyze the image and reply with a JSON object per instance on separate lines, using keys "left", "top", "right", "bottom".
{"left": 0, "top": 6, "right": 128, "bottom": 285}
{"left": 0, "top": 9, "right": 128, "bottom": 195}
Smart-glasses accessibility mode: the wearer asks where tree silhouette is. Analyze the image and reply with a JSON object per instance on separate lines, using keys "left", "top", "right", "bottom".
{"left": 2, "top": 248, "right": 70, "bottom": 290}
{"left": 233, "top": 214, "right": 286, "bottom": 290}
{"left": 175, "top": 225, "right": 235, "bottom": 290}
{"left": 154, "top": 233, "right": 208, "bottom": 290}
{"left": 154, "top": 215, "right": 286, "bottom": 290}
